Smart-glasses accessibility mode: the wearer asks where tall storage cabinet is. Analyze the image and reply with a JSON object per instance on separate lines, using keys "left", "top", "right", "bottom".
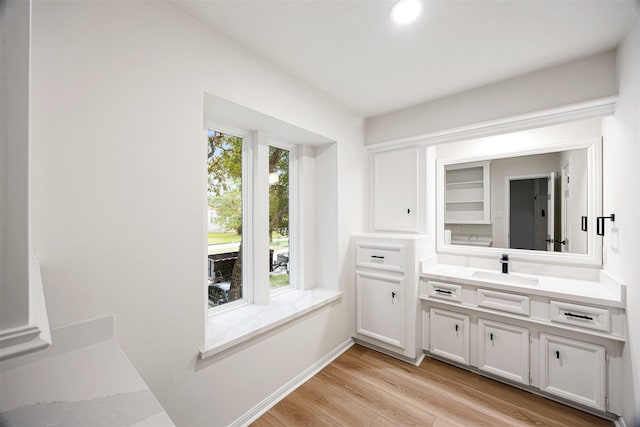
{"left": 353, "top": 233, "right": 430, "bottom": 362}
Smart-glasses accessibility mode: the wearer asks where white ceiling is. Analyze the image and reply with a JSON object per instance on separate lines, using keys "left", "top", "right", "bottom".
{"left": 171, "top": 0, "right": 639, "bottom": 118}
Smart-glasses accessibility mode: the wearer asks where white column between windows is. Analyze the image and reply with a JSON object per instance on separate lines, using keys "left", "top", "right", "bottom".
{"left": 252, "top": 130, "right": 270, "bottom": 305}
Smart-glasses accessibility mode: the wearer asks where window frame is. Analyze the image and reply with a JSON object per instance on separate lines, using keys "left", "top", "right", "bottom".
{"left": 206, "top": 123, "right": 253, "bottom": 313}
{"left": 206, "top": 124, "right": 300, "bottom": 315}
{"left": 268, "top": 138, "right": 298, "bottom": 295}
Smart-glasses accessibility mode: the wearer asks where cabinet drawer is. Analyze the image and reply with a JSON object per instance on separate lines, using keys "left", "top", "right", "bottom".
{"left": 356, "top": 243, "right": 405, "bottom": 271}
{"left": 426, "top": 281, "right": 462, "bottom": 302}
{"left": 549, "top": 301, "right": 610, "bottom": 332}
{"left": 477, "top": 289, "right": 530, "bottom": 316}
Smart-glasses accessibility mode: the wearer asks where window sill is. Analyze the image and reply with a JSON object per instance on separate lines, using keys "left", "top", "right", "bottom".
{"left": 200, "top": 288, "right": 342, "bottom": 360}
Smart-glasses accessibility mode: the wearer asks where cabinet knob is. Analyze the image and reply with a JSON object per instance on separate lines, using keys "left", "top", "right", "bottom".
{"left": 490, "top": 332, "right": 494, "bottom": 341}
{"left": 556, "top": 350, "right": 560, "bottom": 359}
{"left": 455, "top": 324, "right": 459, "bottom": 332}
{"left": 407, "top": 208, "right": 411, "bottom": 214}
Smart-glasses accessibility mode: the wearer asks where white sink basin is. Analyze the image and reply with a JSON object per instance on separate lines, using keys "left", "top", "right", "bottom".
{"left": 471, "top": 271, "right": 539, "bottom": 286}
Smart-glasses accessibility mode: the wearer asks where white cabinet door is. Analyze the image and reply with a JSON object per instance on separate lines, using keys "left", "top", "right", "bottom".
{"left": 373, "top": 148, "right": 420, "bottom": 232}
{"left": 478, "top": 319, "right": 529, "bottom": 385}
{"left": 356, "top": 271, "right": 404, "bottom": 349}
{"left": 429, "top": 308, "right": 469, "bottom": 365}
{"left": 540, "top": 333, "right": 606, "bottom": 411}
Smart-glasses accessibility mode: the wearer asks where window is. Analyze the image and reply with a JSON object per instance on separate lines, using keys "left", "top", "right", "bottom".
{"left": 269, "top": 144, "right": 290, "bottom": 290}
{"left": 206, "top": 127, "right": 297, "bottom": 311}
{"left": 207, "top": 128, "right": 246, "bottom": 308}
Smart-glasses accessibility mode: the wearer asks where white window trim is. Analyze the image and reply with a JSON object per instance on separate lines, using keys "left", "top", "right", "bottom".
{"left": 206, "top": 123, "right": 253, "bottom": 311}
{"left": 205, "top": 125, "right": 305, "bottom": 314}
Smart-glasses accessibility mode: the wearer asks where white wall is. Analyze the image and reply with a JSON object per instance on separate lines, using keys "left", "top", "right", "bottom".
{"left": 367, "top": 50, "right": 616, "bottom": 145}
{"left": 29, "top": 1, "right": 366, "bottom": 426}
{"left": 602, "top": 16, "right": 640, "bottom": 426}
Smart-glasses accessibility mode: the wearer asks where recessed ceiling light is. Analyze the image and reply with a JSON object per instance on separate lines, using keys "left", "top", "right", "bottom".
{"left": 390, "top": 0, "right": 422, "bottom": 25}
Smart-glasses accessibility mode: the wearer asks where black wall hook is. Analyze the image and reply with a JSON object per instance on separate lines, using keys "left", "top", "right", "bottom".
{"left": 596, "top": 214, "right": 615, "bottom": 236}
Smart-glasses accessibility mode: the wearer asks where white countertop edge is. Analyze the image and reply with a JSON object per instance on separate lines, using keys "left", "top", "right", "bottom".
{"left": 200, "top": 288, "right": 342, "bottom": 360}
{"left": 421, "top": 265, "right": 624, "bottom": 308}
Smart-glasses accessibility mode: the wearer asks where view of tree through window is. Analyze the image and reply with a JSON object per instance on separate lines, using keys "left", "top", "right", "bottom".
{"left": 207, "top": 130, "right": 243, "bottom": 308}
{"left": 269, "top": 146, "right": 290, "bottom": 289}
{"left": 207, "top": 130, "right": 292, "bottom": 309}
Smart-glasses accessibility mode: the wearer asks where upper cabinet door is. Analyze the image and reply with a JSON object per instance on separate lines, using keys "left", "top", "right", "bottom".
{"left": 373, "top": 147, "right": 424, "bottom": 232}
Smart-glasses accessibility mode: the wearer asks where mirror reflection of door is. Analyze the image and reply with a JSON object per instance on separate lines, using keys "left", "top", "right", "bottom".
{"left": 509, "top": 175, "right": 552, "bottom": 251}
{"left": 547, "top": 172, "right": 555, "bottom": 252}
{"left": 560, "top": 162, "right": 570, "bottom": 252}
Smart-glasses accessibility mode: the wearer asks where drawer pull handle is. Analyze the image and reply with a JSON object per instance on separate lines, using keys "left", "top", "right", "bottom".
{"left": 370, "top": 255, "right": 385, "bottom": 259}
{"left": 490, "top": 332, "right": 494, "bottom": 341}
{"left": 435, "top": 289, "right": 452, "bottom": 295}
{"left": 556, "top": 350, "right": 560, "bottom": 359}
{"left": 564, "top": 312, "right": 594, "bottom": 321}
{"left": 455, "top": 324, "right": 459, "bottom": 332}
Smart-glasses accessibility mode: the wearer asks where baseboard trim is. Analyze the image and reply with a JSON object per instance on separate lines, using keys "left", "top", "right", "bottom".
{"left": 230, "top": 338, "right": 355, "bottom": 427}
{"left": 613, "top": 416, "right": 627, "bottom": 427}
{"left": 0, "top": 325, "right": 48, "bottom": 362}
{"left": 1, "top": 316, "right": 113, "bottom": 371}
{"left": 352, "top": 338, "right": 423, "bottom": 366}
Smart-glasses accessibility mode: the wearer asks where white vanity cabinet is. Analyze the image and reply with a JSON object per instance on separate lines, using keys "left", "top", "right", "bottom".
{"left": 420, "top": 266, "right": 626, "bottom": 416}
{"left": 478, "top": 319, "right": 529, "bottom": 385}
{"left": 353, "top": 234, "right": 430, "bottom": 362}
{"left": 540, "top": 333, "right": 606, "bottom": 411}
{"left": 371, "top": 147, "right": 426, "bottom": 233}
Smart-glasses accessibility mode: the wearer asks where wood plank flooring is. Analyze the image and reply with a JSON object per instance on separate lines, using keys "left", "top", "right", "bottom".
{"left": 252, "top": 344, "right": 612, "bottom": 427}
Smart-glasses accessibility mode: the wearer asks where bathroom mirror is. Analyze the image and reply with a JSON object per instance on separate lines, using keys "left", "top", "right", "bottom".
{"left": 436, "top": 136, "right": 602, "bottom": 265}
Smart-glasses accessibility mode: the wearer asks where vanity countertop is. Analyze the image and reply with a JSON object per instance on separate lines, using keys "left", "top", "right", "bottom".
{"left": 421, "top": 263, "right": 625, "bottom": 308}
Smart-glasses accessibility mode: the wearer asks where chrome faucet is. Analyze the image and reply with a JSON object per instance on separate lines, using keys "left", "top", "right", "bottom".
{"left": 500, "top": 254, "right": 509, "bottom": 274}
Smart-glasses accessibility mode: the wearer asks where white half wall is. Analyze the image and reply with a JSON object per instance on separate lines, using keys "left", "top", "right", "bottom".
{"left": 0, "top": 0, "right": 30, "bottom": 332}
{"left": 602, "top": 16, "right": 640, "bottom": 427}
{"left": 366, "top": 50, "right": 617, "bottom": 145}
{"left": 29, "top": 1, "right": 365, "bottom": 425}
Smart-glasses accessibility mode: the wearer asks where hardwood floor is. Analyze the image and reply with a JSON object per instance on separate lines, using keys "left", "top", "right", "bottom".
{"left": 252, "top": 344, "right": 612, "bottom": 427}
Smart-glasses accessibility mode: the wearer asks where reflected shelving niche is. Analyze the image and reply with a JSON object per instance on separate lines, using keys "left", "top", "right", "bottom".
{"left": 445, "top": 161, "right": 490, "bottom": 224}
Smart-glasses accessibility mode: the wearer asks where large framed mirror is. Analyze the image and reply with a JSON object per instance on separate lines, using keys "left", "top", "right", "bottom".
{"left": 436, "top": 136, "right": 602, "bottom": 266}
